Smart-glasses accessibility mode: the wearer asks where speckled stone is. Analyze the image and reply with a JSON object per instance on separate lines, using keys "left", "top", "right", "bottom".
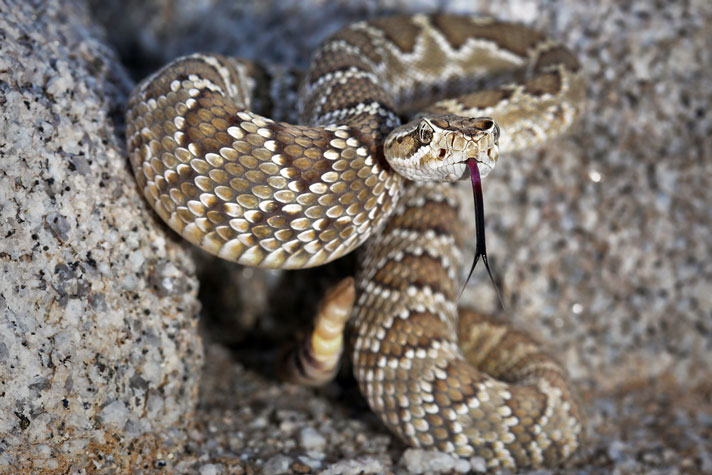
{"left": 82, "top": 0, "right": 712, "bottom": 472}
{"left": 401, "top": 448, "right": 473, "bottom": 473}
{"left": 0, "top": 0, "right": 202, "bottom": 471}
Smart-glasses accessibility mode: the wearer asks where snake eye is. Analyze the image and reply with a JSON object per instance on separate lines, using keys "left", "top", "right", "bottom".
{"left": 493, "top": 122, "right": 500, "bottom": 143}
{"left": 417, "top": 120, "right": 434, "bottom": 144}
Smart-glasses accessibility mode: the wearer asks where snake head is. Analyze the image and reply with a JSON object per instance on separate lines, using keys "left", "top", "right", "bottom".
{"left": 385, "top": 114, "right": 503, "bottom": 306}
{"left": 384, "top": 115, "right": 500, "bottom": 182}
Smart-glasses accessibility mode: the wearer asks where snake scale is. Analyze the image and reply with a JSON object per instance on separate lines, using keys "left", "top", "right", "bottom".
{"left": 126, "top": 14, "right": 585, "bottom": 469}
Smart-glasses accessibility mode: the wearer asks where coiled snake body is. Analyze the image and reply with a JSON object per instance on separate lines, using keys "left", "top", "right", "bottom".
{"left": 127, "top": 14, "right": 585, "bottom": 469}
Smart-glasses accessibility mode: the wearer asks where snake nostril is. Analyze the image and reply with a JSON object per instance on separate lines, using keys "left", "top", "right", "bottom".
{"left": 439, "top": 148, "right": 446, "bottom": 159}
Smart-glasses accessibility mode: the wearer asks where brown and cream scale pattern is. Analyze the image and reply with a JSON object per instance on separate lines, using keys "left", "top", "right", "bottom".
{"left": 127, "top": 53, "right": 402, "bottom": 270}
{"left": 352, "top": 182, "right": 583, "bottom": 468}
{"left": 126, "top": 14, "right": 585, "bottom": 469}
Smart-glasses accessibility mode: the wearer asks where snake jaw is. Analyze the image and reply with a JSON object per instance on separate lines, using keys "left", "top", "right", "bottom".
{"left": 461, "top": 144, "right": 497, "bottom": 178}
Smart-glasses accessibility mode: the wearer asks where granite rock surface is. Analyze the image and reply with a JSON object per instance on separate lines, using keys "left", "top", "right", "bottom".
{"left": 0, "top": 0, "right": 202, "bottom": 471}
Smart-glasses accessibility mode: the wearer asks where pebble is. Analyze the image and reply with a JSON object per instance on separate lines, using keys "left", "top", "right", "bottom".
{"left": 297, "top": 454, "right": 322, "bottom": 471}
{"left": 262, "top": 455, "right": 291, "bottom": 475}
{"left": 401, "top": 448, "right": 462, "bottom": 474}
{"left": 319, "top": 457, "right": 387, "bottom": 474}
{"left": 198, "top": 463, "right": 221, "bottom": 475}
{"left": 299, "top": 427, "right": 326, "bottom": 451}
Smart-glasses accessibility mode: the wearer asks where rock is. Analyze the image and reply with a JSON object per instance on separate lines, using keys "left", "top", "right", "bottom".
{"left": 401, "top": 448, "right": 459, "bottom": 474}
{"left": 262, "top": 454, "right": 292, "bottom": 475}
{"left": 198, "top": 463, "right": 223, "bottom": 475}
{"left": 0, "top": 0, "right": 202, "bottom": 471}
{"left": 299, "top": 426, "right": 327, "bottom": 452}
{"left": 319, "top": 456, "right": 388, "bottom": 475}
{"left": 297, "top": 454, "right": 323, "bottom": 471}
{"left": 608, "top": 439, "right": 630, "bottom": 463}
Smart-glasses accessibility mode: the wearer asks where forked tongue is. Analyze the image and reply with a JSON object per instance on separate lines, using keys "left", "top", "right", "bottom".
{"left": 460, "top": 158, "right": 505, "bottom": 309}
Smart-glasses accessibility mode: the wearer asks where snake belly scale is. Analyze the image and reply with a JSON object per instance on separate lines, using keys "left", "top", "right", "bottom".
{"left": 126, "top": 14, "right": 585, "bottom": 469}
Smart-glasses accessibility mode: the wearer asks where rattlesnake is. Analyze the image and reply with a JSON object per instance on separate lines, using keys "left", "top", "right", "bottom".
{"left": 126, "top": 14, "right": 585, "bottom": 469}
